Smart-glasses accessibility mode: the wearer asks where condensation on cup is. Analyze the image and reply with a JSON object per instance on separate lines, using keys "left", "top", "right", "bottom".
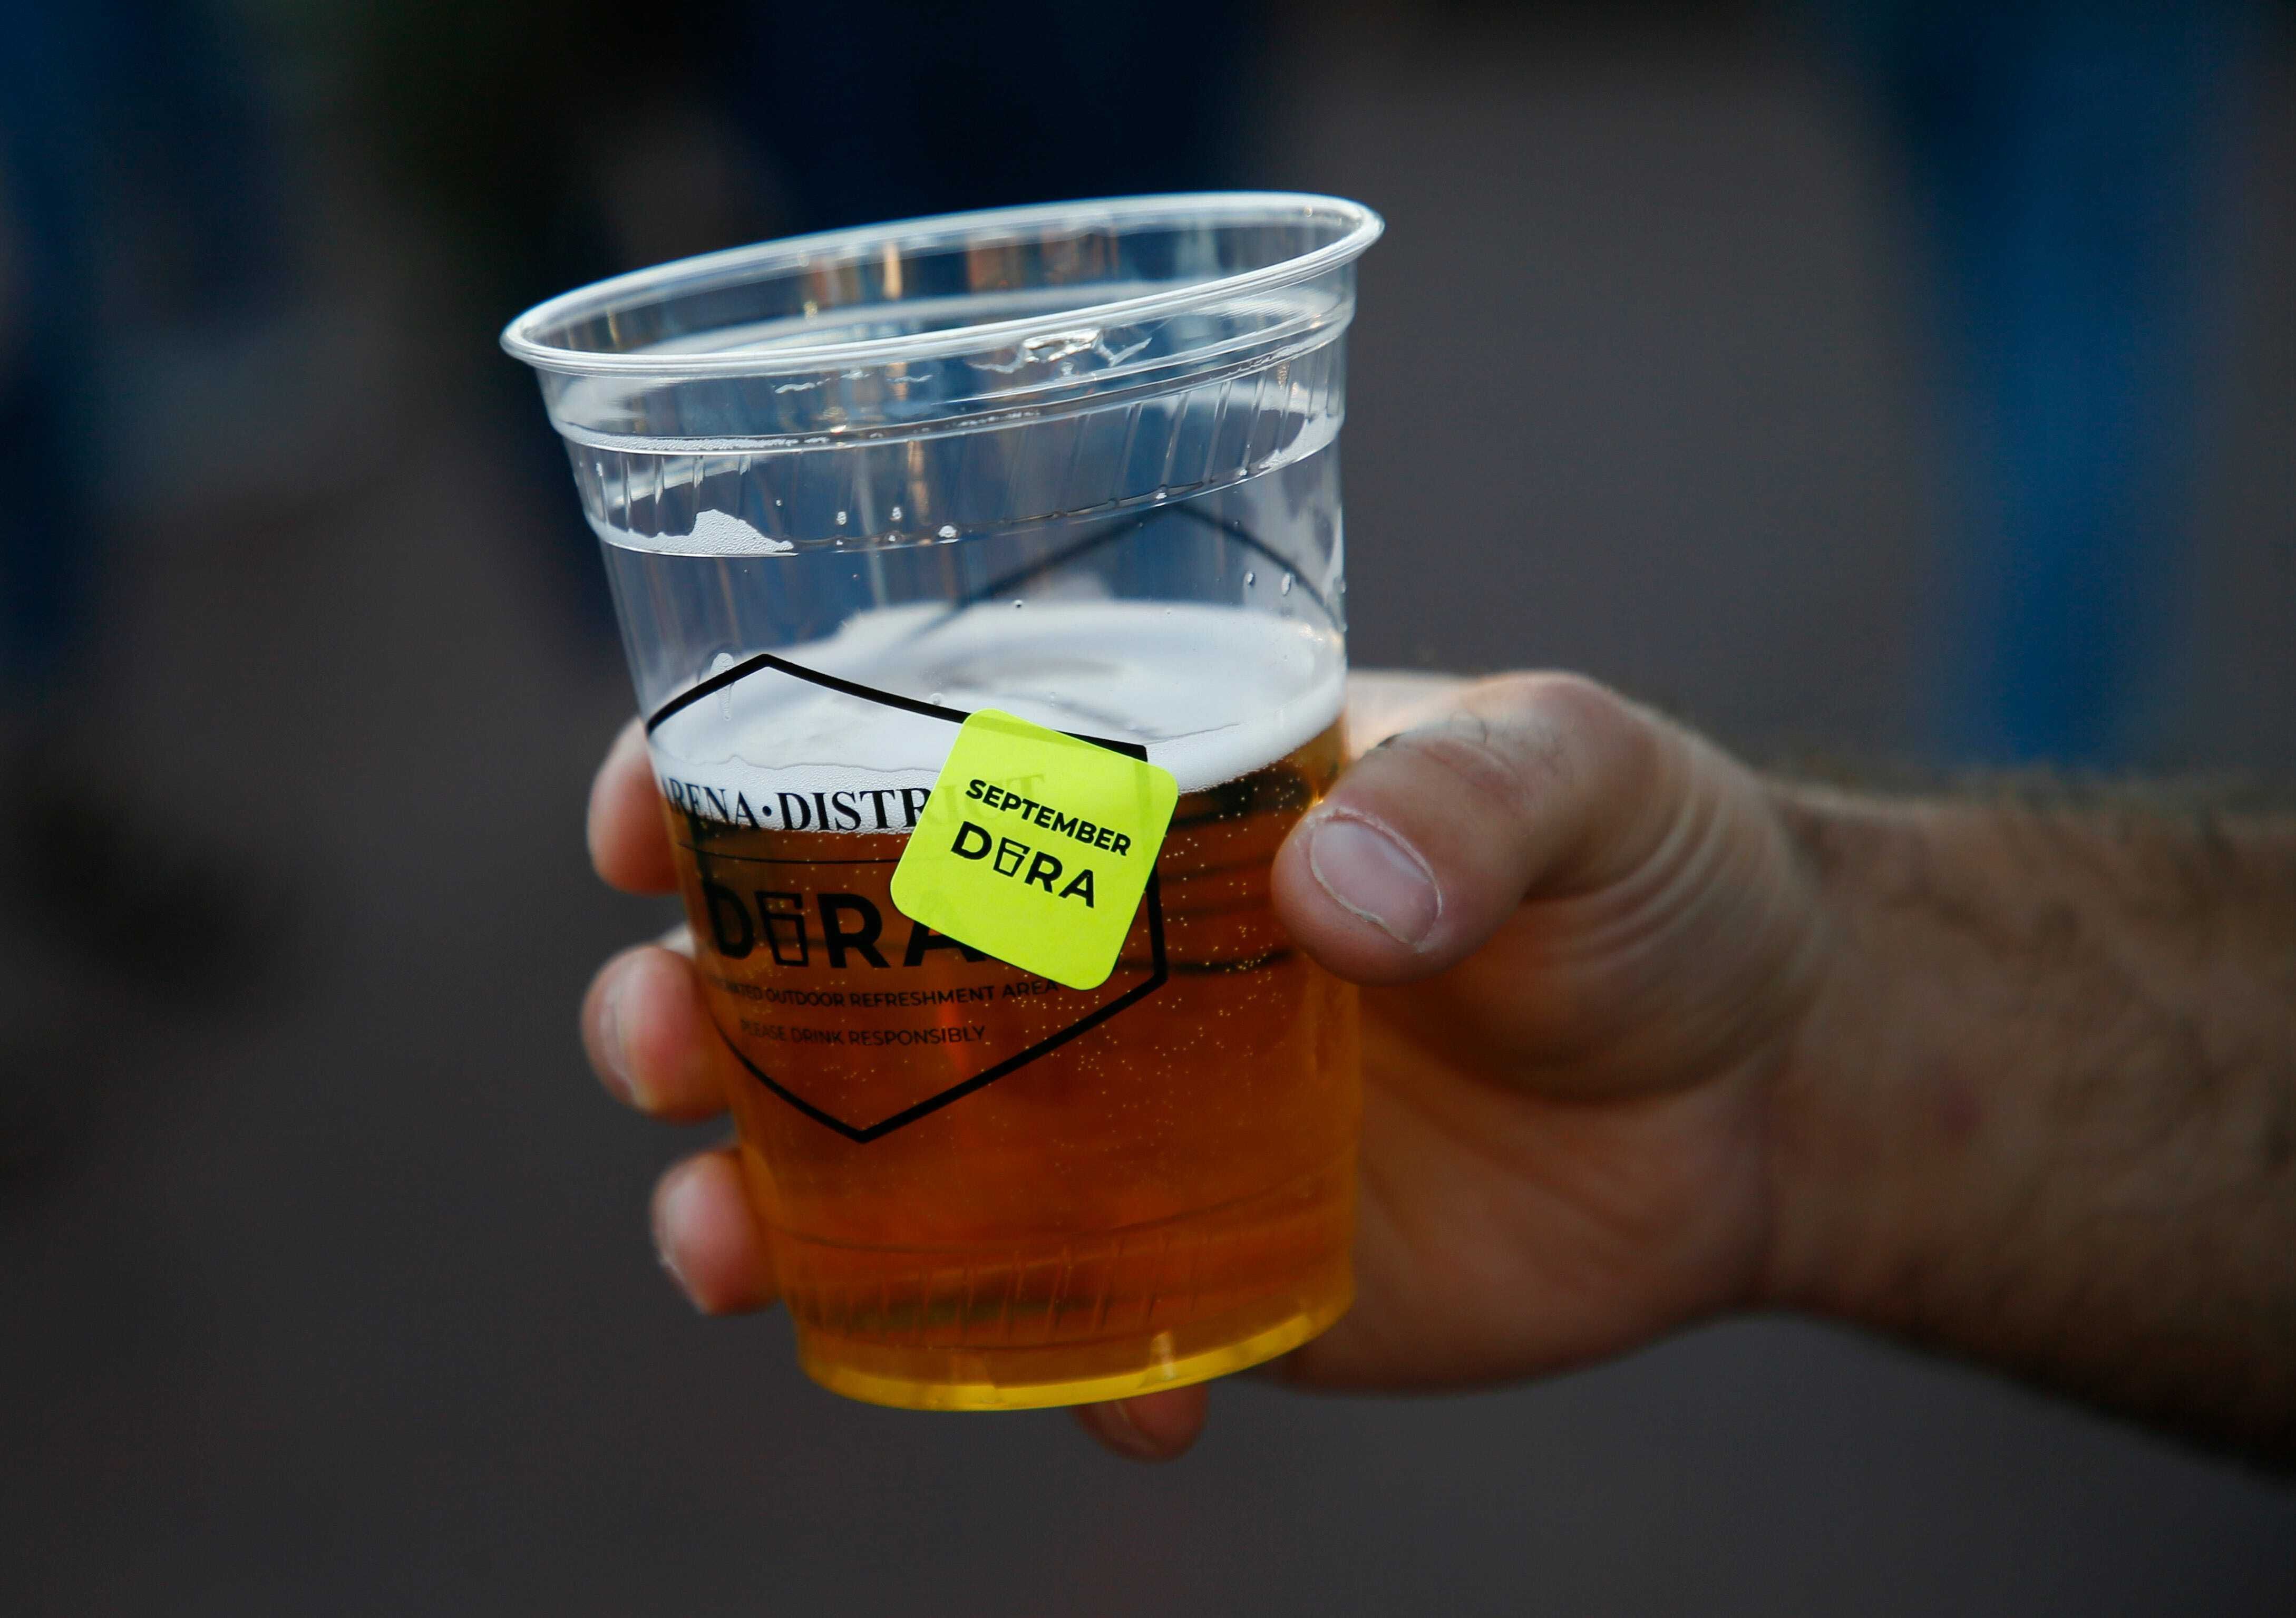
{"left": 504, "top": 195, "right": 1384, "bottom": 1409}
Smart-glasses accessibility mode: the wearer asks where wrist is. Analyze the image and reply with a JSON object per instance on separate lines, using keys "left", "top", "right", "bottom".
{"left": 1748, "top": 781, "right": 1915, "bottom": 1320}
{"left": 1750, "top": 784, "right": 2081, "bottom": 1325}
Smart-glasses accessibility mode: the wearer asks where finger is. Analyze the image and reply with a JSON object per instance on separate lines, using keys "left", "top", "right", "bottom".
{"left": 590, "top": 718, "right": 680, "bottom": 894}
{"left": 1343, "top": 670, "right": 1471, "bottom": 757}
{"left": 581, "top": 944, "right": 731, "bottom": 1122}
{"left": 652, "top": 1147, "right": 779, "bottom": 1314}
{"left": 1275, "top": 673, "right": 1685, "bottom": 986}
{"left": 1069, "top": 1384, "right": 1209, "bottom": 1461}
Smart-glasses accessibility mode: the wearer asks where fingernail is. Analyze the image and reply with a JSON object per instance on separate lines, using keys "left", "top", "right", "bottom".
{"left": 1307, "top": 815, "right": 1440, "bottom": 945}
{"left": 652, "top": 1160, "right": 703, "bottom": 1309}
{"left": 595, "top": 964, "right": 642, "bottom": 1108}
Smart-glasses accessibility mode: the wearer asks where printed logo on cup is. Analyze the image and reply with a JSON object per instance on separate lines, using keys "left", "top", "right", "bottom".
{"left": 648, "top": 656, "right": 1174, "bottom": 1144}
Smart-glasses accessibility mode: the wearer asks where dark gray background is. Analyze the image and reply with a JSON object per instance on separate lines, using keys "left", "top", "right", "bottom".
{"left": 3, "top": 4, "right": 2290, "bottom": 1612}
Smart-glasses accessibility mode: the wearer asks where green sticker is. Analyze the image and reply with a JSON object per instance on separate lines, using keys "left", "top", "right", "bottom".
{"left": 890, "top": 710, "right": 1178, "bottom": 992}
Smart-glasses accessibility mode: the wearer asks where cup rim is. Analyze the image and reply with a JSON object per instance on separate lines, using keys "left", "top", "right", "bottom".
{"left": 499, "top": 192, "right": 1383, "bottom": 380}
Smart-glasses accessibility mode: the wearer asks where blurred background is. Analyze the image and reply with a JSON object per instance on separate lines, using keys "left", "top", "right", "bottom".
{"left": 3, "top": 0, "right": 2291, "bottom": 1610}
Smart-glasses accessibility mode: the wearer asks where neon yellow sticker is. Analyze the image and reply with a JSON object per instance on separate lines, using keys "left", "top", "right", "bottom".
{"left": 890, "top": 709, "right": 1178, "bottom": 992}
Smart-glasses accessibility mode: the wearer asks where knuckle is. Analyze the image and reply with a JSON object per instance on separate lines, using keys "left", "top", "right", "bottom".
{"left": 1491, "top": 670, "right": 1632, "bottom": 740}
{"left": 1387, "top": 720, "right": 1546, "bottom": 819}
{"left": 1492, "top": 670, "right": 1660, "bottom": 796}
{"left": 1368, "top": 672, "right": 1646, "bottom": 824}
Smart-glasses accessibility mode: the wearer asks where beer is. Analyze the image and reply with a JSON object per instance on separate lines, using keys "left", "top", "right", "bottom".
{"left": 652, "top": 602, "right": 1360, "bottom": 1409}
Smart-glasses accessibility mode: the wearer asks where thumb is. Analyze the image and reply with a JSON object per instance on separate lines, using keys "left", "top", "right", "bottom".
{"left": 1272, "top": 673, "right": 1693, "bottom": 986}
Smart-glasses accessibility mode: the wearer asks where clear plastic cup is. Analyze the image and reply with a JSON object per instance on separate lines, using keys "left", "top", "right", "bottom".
{"left": 504, "top": 194, "right": 1383, "bottom": 1410}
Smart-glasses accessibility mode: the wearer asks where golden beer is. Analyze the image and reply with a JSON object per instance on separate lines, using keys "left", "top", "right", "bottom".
{"left": 664, "top": 719, "right": 1359, "bottom": 1409}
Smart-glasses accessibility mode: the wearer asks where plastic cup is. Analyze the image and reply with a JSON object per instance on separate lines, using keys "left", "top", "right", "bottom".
{"left": 504, "top": 194, "right": 1382, "bottom": 1409}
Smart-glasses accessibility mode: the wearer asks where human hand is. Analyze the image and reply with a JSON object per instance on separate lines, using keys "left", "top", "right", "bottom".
{"left": 580, "top": 670, "right": 1838, "bottom": 1459}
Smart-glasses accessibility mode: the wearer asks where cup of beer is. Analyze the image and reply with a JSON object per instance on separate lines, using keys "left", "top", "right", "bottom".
{"left": 504, "top": 195, "right": 1383, "bottom": 1409}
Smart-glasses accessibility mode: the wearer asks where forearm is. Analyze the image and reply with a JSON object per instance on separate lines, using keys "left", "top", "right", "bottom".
{"left": 1759, "top": 783, "right": 2296, "bottom": 1464}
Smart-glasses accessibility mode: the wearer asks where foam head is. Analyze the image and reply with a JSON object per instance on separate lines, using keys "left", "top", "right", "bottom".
{"left": 649, "top": 601, "right": 1344, "bottom": 826}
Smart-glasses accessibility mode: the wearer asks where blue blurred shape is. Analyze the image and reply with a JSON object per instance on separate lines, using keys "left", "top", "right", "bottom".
{"left": 1820, "top": 0, "right": 2259, "bottom": 764}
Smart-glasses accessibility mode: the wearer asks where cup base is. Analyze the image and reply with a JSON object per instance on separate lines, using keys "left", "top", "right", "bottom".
{"left": 795, "top": 1278, "right": 1351, "bottom": 1411}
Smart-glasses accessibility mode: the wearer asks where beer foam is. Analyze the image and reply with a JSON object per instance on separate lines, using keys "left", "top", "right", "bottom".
{"left": 649, "top": 601, "right": 1344, "bottom": 811}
